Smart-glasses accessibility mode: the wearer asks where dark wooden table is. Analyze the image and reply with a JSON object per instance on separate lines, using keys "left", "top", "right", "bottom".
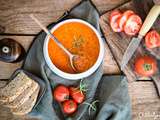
{"left": 0, "top": 0, "right": 160, "bottom": 120}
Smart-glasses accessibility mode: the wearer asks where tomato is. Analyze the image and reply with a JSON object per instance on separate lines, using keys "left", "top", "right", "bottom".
{"left": 124, "top": 14, "right": 142, "bottom": 36}
{"left": 62, "top": 100, "right": 77, "bottom": 114}
{"left": 134, "top": 56, "right": 157, "bottom": 77}
{"left": 69, "top": 87, "right": 85, "bottom": 104}
{"left": 110, "top": 10, "right": 123, "bottom": 32}
{"left": 145, "top": 30, "right": 160, "bottom": 49}
{"left": 53, "top": 85, "right": 69, "bottom": 102}
{"left": 110, "top": 10, "right": 121, "bottom": 21}
{"left": 118, "top": 10, "right": 134, "bottom": 31}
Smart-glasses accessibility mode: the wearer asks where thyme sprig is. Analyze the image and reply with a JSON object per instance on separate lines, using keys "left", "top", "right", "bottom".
{"left": 79, "top": 79, "right": 88, "bottom": 93}
{"left": 83, "top": 100, "right": 99, "bottom": 115}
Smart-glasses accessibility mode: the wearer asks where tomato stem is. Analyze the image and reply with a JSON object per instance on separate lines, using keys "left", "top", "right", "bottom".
{"left": 143, "top": 63, "right": 152, "bottom": 71}
{"left": 69, "top": 101, "right": 74, "bottom": 108}
{"left": 64, "top": 95, "right": 69, "bottom": 100}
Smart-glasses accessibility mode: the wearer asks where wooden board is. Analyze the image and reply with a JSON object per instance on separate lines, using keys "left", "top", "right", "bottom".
{"left": 99, "top": 1, "right": 151, "bottom": 82}
{"left": 102, "top": 43, "right": 120, "bottom": 74}
{"left": 0, "top": 0, "right": 129, "bottom": 35}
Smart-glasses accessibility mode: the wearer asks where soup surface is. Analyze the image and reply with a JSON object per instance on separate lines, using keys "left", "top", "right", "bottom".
{"left": 48, "top": 21, "right": 100, "bottom": 73}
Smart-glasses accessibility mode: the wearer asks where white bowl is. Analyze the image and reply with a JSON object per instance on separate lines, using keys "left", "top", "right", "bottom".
{"left": 43, "top": 19, "right": 104, "bottom": 80}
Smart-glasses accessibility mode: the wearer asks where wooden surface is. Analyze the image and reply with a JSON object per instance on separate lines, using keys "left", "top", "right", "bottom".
{"left": 128, "top": 81, "right": 160, "bottom": 120}
{"left": 0, "top": 0, "right": 129, "bottom": 35}
{"left": 0, "top": 0, "right": 160, "bottom": 120}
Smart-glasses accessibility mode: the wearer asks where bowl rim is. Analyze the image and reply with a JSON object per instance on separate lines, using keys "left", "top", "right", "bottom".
{"left": 43, "top": 19, "right": 104, "bottom": 80}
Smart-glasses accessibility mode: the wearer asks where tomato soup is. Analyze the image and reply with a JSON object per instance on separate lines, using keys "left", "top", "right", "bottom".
{"left": 48, "top": 21, "right": 100, "bottom": 73}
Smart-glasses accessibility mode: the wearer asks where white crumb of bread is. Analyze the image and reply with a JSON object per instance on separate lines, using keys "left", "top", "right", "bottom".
{"left": 0, "top": 72, "right": 33, "bottom": 103}
{"left": 11, "top": 86, "right": 40, "bottom": 115}
{"left": 4, "top": 79, "right": 39, "bottom": 109}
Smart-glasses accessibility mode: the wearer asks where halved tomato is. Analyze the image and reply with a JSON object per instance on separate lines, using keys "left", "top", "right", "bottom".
{"left": 118, "top": 10, "right": 134, "bottom": 31}
{"left": 124, "top": 14, "right": 142, "bottom": 36}
{"left": 145, "top": 30, "right": 160, "bottom": 49}
{"left": 110, "top": 10, "right": 121, "bottom": 21}
{"left": 134, "top": 56, "right": 157, "bottom": 77}
{"left": 110, "top": 10, "right": 122, "bottom": 32}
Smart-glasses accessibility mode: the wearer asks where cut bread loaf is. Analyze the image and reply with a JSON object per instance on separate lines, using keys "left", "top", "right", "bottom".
{"left": 11, "top": 86, "right": 40, "bottom": 115}
{"left": 4, "top": 79, "right": 39, "bottom": 108}
{"left": 0, "top": 70, "right": 41, "bottom": 115}
{"left": 0, "top": 72, "right": 33, "bottom": 103}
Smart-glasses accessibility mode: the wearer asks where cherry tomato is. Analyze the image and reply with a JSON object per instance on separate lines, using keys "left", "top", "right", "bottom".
{"left": 69, "top": 87, "right": 85, "bottom": 104}
{"left": 62, "top": 100, "right": 77, "bottom": 114}
{"left": 145, "top": 30, "right": 160, "bottom": 49}
{"left": 124, "top": 14, "right": 142, "bottom": 36}
{"left": 53, "top": 85, "right": 69, "bottom": 102}
{"left": 134, "top": 56, "right": 157, "bottom": 77}
{"left": 118, "top": 10, "right": 134, "bottom": 31}
{"left": 110, "top": 10, "right": 123, "bottom": 32}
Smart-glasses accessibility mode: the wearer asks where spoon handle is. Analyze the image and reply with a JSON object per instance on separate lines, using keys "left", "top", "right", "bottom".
{"left": 29, "top": 14, "right": 72, "bottom": 56}
{"left": 48, "top": 31, "right": 72, "bottom": 56}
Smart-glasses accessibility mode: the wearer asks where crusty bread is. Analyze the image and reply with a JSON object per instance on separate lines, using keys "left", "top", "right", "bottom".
{"left": 0, "top": 72, "right": 33, "bottom": 103}
{"left": 4, "top": 79, "right": 39, "bottom": 108}
{"left": 11, "top": 86, "right": 40, "bottom": 115}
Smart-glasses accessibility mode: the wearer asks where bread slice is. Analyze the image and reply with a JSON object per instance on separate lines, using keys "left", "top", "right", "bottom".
{"left": 0, "top": 72, "right": 33, "bottom": 103}
{"left": 11, "top": 86, "right": 40, "bottom": 115}
{"left": 4, "top": 79, "right": 39, "bottom": 108}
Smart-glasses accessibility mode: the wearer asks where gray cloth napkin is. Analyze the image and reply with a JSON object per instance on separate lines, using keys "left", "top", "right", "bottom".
{"left": 22, "top": 0, "right": 131, "bottom": 120}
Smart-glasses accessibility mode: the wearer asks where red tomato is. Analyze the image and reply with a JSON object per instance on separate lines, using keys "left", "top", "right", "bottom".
{"left": 124, "top": 14, "right": 142, "bottom": 36}
{"left": 145, "top": 30, "right": 160, "bottom": 49}
{"left": 110, "top": 10, "right": 123, "bottom": 32}
{"left": 118, "top": 10, "right": 134, "bottom": 31}
{"left": 134, "top": 56, "right": 157, "bottom": 77}
{"left": 69, "top": 87, "right": 85, "bottom": 104}
{"left": 53, "top": 85, "right": 69, "bottom": 102}
{"left": 62, "top": 100, "right": 77, "bottom": 114}
{"left": 110, "top": 10, "right": 121, "bottom": 20}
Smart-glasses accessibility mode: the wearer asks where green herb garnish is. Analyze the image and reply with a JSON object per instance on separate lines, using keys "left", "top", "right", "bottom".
{"left": 83, "top": 100, "right": 99, "bottom": 115}
{"left": 72, "top": 35, "right": 85, "bottom": 48}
